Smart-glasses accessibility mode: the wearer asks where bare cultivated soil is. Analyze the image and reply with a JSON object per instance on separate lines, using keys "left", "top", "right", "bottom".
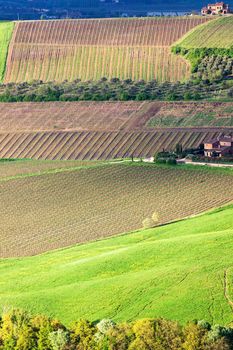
{"left": 0, "top": 101, "right": 232, "bottom": 132}
{"left": 1, "top": 162, "right": 233, "bottom": 258}
{"left": 0, "top": 101, "right": 232, "bottom": 160}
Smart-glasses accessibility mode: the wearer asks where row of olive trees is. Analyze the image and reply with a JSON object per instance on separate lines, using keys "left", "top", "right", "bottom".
{"left": 0, "top": 77, "right": 231, "bottom": 102}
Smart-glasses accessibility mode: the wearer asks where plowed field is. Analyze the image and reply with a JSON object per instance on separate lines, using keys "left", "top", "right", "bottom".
{"left": 1, "top": 162, "right": 233, "bottom": 258}
{"left": 0, "top": 101, "right": 232, "bottom": 132}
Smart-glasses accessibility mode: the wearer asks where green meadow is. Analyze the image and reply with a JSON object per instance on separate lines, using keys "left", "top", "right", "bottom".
{"left": 176, "top": 16, "right": 233, "bottom": 48}
{"left": 0, "top": 21, "right": 14, "bottom": 81}
{"left": 0, "top": 203, "right": 233, "bottom": 325}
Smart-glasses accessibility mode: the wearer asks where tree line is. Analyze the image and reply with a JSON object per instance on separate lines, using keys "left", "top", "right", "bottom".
{"left": 0, "top": 309, "right": 233, "bottom": 349}
{"left": 0, "top": 77, "right": 232, "bottom": 103}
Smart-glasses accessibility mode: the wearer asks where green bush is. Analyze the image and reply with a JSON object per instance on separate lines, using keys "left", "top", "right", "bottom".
{"left": 166, "top": 158, "right": 177, "bottom": 165}
{"left": 155, "top": 158, "right": 167, "bottom": 164}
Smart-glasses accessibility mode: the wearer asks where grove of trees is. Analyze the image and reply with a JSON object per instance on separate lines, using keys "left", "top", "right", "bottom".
{"left": 0, "top": 309, "right": 233, "bottom": 350}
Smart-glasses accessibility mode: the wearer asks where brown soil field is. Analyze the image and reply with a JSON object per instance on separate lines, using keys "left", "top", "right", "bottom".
{"left": 0, "top": 101, "right": 232, "bottom": 132}
{"left": 0, "top": 101, "right": 232, "bottom": 160}
{"left": 4, "top": 18, "right": 209, "bottom": 83}
{"left": 1, "top": 162, "right": 233, "bottom": 258}
{"left": 0, "top": 101, "right": 149, "bottom": 132}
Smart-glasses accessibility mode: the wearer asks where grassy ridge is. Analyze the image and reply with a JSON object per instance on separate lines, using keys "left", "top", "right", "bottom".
{"left": 176, "top": 17, "right": 233, "bottom": 48}
{"left": 0, "top": 203, "right": 233, "bottom": 325}
{"left": 0, "top": 22, "right": 14, "bottom": 82}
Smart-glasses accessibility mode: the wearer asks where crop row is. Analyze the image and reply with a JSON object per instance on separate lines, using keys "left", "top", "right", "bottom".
{"left": 1, "top": 163, "right": 233, "bottom": 257}
{"left": 13, "top": 18, "right": 209, "bottom": 46}
{"left": 177, "top": 16, "right": 233, "bottom": 49}
{"left": 5, "top": 17, "right": 208, "bottom": 83}
{"left": 0, "top": 130, "right": 226, "bottom": 160}
{"left": 5, "top": 46, "right": 191, "bottom": 83}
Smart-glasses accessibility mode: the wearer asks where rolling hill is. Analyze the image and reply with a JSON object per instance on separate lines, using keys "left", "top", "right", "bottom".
{"left": 0, "top": 199, "right": 233, "bottom": 325}
{"left": 176, "top": 16, "right": 233, "bottom": 48}
{"left": 1, "top": 161, "right": 233, "bottom": 258}
{"left": 3, "top": 17, "right": 209, "bottom": 83}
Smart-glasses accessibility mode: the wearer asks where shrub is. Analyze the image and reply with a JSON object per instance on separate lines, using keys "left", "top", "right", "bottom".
{"left": 155, "top": 158, "right": 167, "bottom": 164}
{"left": 166, "top": 158, "right": 177, "bottom": 165}
{"left": 96, "top": 319, "right": 115, "bottom": 335}
{"left": 49, "top": 329, "right": 69, "bottom": 350}
{"left": 152, "top": 211, "right": 159, "bottom": 224}
{"left": 142, "top": 218, "right": 156, "bottom": 229}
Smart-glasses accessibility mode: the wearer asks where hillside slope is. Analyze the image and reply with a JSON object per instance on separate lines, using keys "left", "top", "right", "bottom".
{"left": 0, "top": 21, "right": 14, "bottom": 81}
{"left": 0, "top": 101, "right": 233, "bottom": 132}
{"left": 176, "top": 16, "right": 233, "bottom": 48}
{"left": 1, "top": 129, "right": 232, "bottom": 160}
{"left": 1, "top": 161, "right": 233, "bottom": 258}
{"left": 1, "top": 203, "right": 233, "bottom": 325}
{"left": 0, "top": 102, "right": 232, "bottom": 160}
{"left": 3, "top": 18, "right": 209, "bottom": 83}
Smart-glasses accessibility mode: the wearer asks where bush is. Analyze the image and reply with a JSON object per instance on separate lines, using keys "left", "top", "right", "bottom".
{"left": 166, "top": 158, "right": 177, "bottom": 165}
{"left": 155, "top": 158, "right": 167, "bottom": 164}
{"left": 142, "top": 218, "right": 156, "bottom": 229}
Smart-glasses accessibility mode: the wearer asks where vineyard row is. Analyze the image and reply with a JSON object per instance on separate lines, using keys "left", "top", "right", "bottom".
{"left": 0, "top": 130, "right": 228, "bottom": 160}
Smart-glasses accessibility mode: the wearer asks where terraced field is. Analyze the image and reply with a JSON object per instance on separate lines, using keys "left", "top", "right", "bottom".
{"left": 4, "top": 17, "right": 209, "bottom": 83}
{"left": 176, "top": 16, "right": 233, "bottom": 48}
{"left": 1, "top": 162, "right": 233, "bottom": 258}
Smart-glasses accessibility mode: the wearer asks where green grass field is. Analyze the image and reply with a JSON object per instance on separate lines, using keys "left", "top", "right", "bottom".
{"left": 176, "top": 16, "right": 233, "bottom": 48}
{"left": 148, "top": 111, "right": 233, "bottom": 127}
{"left": 0, "top": 22, "right": 14, "bottom": 82}
{"left": 0, "top": 203, "right": 233, "bottom": 326}
{"left": 0, "top": 159, "right": 101, "bottom": 180}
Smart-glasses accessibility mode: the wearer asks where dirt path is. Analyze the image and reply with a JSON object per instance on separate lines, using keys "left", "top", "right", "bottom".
{"left": 224, "top": 269, "right": 233, "bottom": 311}
{"left": 180, "top": 160, "right": 233, "bottom": 168}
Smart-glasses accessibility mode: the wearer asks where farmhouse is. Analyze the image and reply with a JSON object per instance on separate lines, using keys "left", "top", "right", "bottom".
{"left": 201, "top": 2, "right": 231, "bottom": 15}
{"left": 204, "top": 135, "right": 233, "bottom": 157}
